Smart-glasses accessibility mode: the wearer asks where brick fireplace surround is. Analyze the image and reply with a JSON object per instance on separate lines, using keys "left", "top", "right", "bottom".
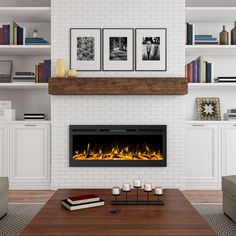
{"left": 50, "top": 0, "right": 186, "bottom": 190}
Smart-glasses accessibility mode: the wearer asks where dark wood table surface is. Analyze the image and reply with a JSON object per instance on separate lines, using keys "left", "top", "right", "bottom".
{"left": 21, "top": 189, "right": 216, "bottom": 236}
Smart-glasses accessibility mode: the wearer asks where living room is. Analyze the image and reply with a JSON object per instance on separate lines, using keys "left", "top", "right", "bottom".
{"left": 0, "top": 0, "right": 236, "bottom": 235}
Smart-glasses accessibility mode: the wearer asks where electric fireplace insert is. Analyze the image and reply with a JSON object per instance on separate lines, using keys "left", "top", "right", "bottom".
{"left": 69, "top": 125, "right": 167, "bottom": 167}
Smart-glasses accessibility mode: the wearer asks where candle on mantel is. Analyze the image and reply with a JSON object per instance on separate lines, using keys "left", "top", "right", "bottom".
{"left": 112, "top": 187, "right": 120, "bottom": 196}
{"left": 154, "top": 187, "right": 163, "bottom": 195}
{"left": 133, "top": 179, "right": 141, "bottom": 188}
{"left": 144, "top": 183, "right": 152, "bottom": 192}
{"left": 122, "top": 183, "right": 131, "bottom": 192}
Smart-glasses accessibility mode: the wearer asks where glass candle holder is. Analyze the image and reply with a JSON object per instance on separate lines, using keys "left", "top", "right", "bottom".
{"left": 144, "top": 183, "right": 152, "bottom": 201}
{"left": 112, "top": 187, "right": 120, "bottom": 202}
{"left": 154, "top": 187, "right": 163, "bottom": 201}
{"left": 122, "top": 183, "right": 131, "bottom": 202}
{"left": 133, "top": 179, "right": 141, "bottom": 201}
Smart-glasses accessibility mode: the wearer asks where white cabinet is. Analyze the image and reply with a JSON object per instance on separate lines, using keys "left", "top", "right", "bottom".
{"left": 9, "top": 123, "right": 50, "bottom": 189}
{"left": 186, "top": 123, "right": 220, "bottom": 189}
{"left": 0, "top": 124, "right": 9, "bottom": 177}
{"left": 221, "top": 124, "right": 236, "bottom": 176}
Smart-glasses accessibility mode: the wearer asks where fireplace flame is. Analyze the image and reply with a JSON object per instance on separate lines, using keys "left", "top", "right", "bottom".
{"left": 73, "top": 144, "right": 164, "bottom": 161}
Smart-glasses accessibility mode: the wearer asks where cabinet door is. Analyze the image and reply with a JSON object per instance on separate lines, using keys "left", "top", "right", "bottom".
{"left": 0, "top": 124, "right": 8, "bottom": 176}
{"left": 186, "top": 123, "right": 220, "bottom": 187}
{"left": 221, "top": 124, "right": 236, "bottom": 176}
{"left": 9, "top": 123, "right": 50, "bottom": 183}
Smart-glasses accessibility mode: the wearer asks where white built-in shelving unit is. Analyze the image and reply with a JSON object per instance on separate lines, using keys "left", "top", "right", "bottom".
{"left": 185, "top": 0, "right": 236, "bottom": 121}
{"left": 0, "top": 0, "right": 51, "bottom": 120}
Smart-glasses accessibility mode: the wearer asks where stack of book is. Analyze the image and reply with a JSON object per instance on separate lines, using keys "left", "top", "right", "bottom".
{"left": 186, "top": 56, "right": 213, "bottom": 83}
{"left": 224, "top": 109, "right": 236, "bottom": 121}
{"left": 24, "top": 113, "right": 47, "bottom": 120}
{"left": 35, "top": 60, "right": 51, "bottom": 83}
{"left": 0, "top": 21, "right": 26, "bottom": 45}
{"left": 61, "top": 194, "right": 104, "bottom": 211}
{"left": 25, "top": 37, "right": 49, "bottom": 45}
{"left": 215, "top": 77, "right": 236, "bottom": 83}
{"left": 13, "top": 72, "right": 35, "bottom": 83}
{"left": 186, "top": 22, "right": 195, "bottom": 45}
{"left": 195, "top": 35, "right": 219, "bottom": 45}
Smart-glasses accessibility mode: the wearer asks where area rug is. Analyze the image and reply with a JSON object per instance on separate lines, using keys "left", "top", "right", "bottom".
{"left": 0, "top": 203, "right": 43, "bottom": 236}
{"left": 193, "top": 203, "right": 236, "bottom": 236}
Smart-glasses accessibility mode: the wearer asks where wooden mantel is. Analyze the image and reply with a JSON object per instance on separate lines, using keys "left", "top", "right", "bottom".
{"left": 48, "top": 77, "right": 188, "bottom": 95}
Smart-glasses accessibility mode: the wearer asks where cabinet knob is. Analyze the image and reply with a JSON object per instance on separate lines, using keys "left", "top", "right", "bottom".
{"left": 24, "top": 124, "right": 37, "bottom": 127}
{"left": 192, "top": 124, "right": 205, "bottom": 127}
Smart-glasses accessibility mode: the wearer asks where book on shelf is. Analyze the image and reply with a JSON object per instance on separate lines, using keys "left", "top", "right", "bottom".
{"left": 13, "top": 72, "right": 35, "bottom": 83}
{"left": 0, "top": 21, "right": 49, "bottom": 45}
{"left": 215, "top": 77, "right": 236, "bottom": 83}
{"left": 224, "top": 109, "right": 236, "bottom": 120}
{"left": 35, "top": 60, "right": 51, "bottom": 83}
{"left": 67, "top": 194, "right": 100, "bottom": 205}
{"left": 186, "top": 56, "right": 213, "bottom": 83}
{"left": 24, "top": 113, "right": 47, "bottom": 120}
{"left": 186, "top": 22, "right": 195, "bottom": 45}
{"left": 61, "top": 199, "right": 105, "bottom": 211}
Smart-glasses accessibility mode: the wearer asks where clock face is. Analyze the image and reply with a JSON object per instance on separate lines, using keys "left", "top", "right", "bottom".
{"left": 196, "top": 98, "right": 221, "bottom": 121}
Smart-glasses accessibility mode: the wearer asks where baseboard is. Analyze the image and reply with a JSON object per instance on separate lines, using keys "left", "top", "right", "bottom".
{"left": 9, "top": 182, "right": 51, "bottom": 190}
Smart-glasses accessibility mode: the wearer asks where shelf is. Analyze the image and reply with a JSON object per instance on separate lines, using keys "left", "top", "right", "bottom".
{"left": 0, "top": 120, "right": 51, "bottom": 124}
{"left": 186, "top": 120, "right": 236, "bottom": 124}
{"left": 0, "top": 45, "right": 51, "bottom": 56}
{"left": 186, "top": 45, "right": 236, "bottom": 56}
{"left": 186, "top": 7, "right": 236, "bottom": 23}
{"left": 0, "top": 83, "right": 48, "bottom": 89}
{"left": 0, "top": 7, "right": 51, "bottom": 23}
{"left": 188, "top": 83, "right": 236, "bottom": 90}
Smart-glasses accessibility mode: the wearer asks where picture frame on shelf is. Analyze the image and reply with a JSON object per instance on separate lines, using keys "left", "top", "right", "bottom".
{"left": 0, "top": 60, "right": 12, "bottom": 83}
{"left": 196, "top": 97, "right": 221, "bottom": 121}
{"left": 103, "top": 28, "right": 134, "bottom": 71}
{"left": 135, "top": 28, "right": 167, "bottom": 71}
{"left": 70, "top": 28, "right": 101, "bottom": 71}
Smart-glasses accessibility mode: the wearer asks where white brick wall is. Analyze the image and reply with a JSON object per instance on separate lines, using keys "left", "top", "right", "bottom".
{"left": 51, "top": 0, "right": 186, "bottom": 190}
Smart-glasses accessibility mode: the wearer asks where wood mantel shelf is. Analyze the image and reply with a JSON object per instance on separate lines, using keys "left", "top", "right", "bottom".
{"left": 48, "top": 77, "right": 188, "bottom": 95}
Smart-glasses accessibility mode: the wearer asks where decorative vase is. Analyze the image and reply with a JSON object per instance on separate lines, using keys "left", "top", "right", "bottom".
{"left": 231, "top": 21, "right": 236, "bottom": 45}
{"left": 220, "top": 25, "right": 229, "bottom": 45}
{"left": 55, "top": 58, "right": 66, "bottom": 77}
{"left": 67, "top": 69, "right": 77, "bottom": 78}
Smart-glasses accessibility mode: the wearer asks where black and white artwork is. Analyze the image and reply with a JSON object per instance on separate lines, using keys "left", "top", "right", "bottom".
{"left": 70, "top": 28, "right": 101, "bottom": 71}
{"left": 142, "top": 37, "right": 160, "bottom": 61}
{"left": 109, "top": 37, "right": 127, "bottom": 61}
{"left": 136, "top": 29, "right": 166, "bottom": 71}
{"left": 103, "top": 29, "right": 134, "bottom": 71}
{"left": 77, "top": 37, "right": 95, "bottom": 61}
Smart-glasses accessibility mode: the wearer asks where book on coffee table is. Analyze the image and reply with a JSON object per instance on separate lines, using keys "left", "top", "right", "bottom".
{"left": 61, "top": 199, "right": 104, "bottom": 211}
{"left": 67, "top": 194, "right": 100, "bottom": 205}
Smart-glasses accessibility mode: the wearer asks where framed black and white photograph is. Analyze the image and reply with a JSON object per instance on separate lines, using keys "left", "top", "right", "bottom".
{"left": 103, "top": 28, "right": 134, "bottom": 71}
{"left": 135, "top": 28, "right": 167, "bottom": 71}
{"left": 70, "top": 28, "right": 101, "bottom": 71}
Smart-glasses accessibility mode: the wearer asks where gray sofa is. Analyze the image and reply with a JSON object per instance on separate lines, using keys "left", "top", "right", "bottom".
{"left": 0, "top": 177, "right": 8, "bottom": 219}
{"left": 222, "top": 175, "right": 236, "bottom": 222}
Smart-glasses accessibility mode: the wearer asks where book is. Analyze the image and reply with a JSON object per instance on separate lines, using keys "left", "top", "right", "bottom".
{"left": 195, "top": 35, "right": 213, "bottom": 38}
{"left": 10, "top": 21, "right": 17, "bottom": 45}
{"left": 0, "top": 28, "right": 2, "bottom": 45}
{"left": 39, "top": 63, "right": 44, "bottom": 83}
{"left": 194, "top": 37, "right": 218, "bottom": 41}
{"left": 206, "top": 62, "right": 212, "bottom": 83}
{"left": 44, "top": 60, "right": 51, "bottom": 83}
{"left": 67, "top": 194, "right": 100, "bottom": 205}
{"left": 61, "top": 199, "right": 104, "bottom": 211}
{"left": 195, "top": 42, "right": 219, "bottom": 45}
{"left": 227, "top": 109, "right": 236, "bottom": 113}
{"left": 17, "top": 26, "right": 24, "bottom": 45}
{"left": 192, "top": 60, "right": 198, "bottom": 83}
{"left": 15, "top": 72, "right": 35, "bottom": 76}
{"left": 2, "top": 25, "right": 10, "bottom": 45}
{"left": 186, "top": 62, "right": 193, "bottom": 83}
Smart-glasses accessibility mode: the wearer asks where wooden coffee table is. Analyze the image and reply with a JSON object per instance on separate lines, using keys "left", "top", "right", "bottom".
{"left": 21, "top": 189, "right": 216, "bottom": 236}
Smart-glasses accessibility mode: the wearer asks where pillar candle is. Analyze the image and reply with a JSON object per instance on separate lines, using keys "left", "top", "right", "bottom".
{"left": 112, "top": 187, "right": 120, "bottom": 195}
{"left": 144, "top": 183, "right": 152, "bottom": 191}
{"left": 154, "top": 187, "right": 163, "bottom": 195}
{"left": 122, "top": 183, "right": 131, "bottom": 191}
{"left": 133, "top": 179, "right": 141, "bottom": 187}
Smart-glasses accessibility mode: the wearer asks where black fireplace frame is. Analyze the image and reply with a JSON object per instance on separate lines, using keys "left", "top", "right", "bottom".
{"left": 69, "top": 125, "right": 167, "bottom": 167}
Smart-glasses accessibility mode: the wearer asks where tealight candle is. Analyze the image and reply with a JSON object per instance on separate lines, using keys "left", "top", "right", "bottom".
{"left": 122, "top": 183, "right": 131, "bottom": 192}
{"left": 154, "top": 187, "right": 163, "bottom": 195}
{"left": 144, "top": 183, "right": 152, "bottom": 192}
{"left": 133, "top": 179, "right": 141, "bottom": 188}
{"left": 112, "top": 187, "right": 120, "bottom": 196}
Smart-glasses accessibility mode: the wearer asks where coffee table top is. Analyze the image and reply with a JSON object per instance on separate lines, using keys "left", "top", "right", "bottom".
{"left": 21, "top": 189, "right": 216, "bottom": 236}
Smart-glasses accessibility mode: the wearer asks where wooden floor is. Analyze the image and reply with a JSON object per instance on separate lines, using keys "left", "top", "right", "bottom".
{"left": 8, "top": 190, "right": 222, "bottom": 204}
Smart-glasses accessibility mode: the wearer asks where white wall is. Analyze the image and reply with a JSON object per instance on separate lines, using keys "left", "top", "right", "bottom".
{"left": 50, "top": 0, "right": 186, "bottom": 190}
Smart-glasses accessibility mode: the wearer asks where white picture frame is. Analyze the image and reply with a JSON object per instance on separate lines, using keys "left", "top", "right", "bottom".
{"left": 70, "top": 28, "right": 101, "bottom": 71}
